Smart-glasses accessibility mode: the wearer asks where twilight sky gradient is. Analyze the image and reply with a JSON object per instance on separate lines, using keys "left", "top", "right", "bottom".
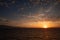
{"left": 0, "top": 0, "right": 60, "bottom": 28}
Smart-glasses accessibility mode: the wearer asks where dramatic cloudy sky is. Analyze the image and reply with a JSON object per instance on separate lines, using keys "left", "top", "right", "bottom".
{"left": 0, "top": 0, "right": 60, "bottom": 28}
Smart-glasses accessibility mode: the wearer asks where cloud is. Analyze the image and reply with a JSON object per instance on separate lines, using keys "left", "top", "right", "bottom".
{"left": 0, "top": 17, "right": 25, "bottom": 27}
{"left": 0, "top": 17, "right": 8, "bottom": 25}
{"left": 0, "top": 17, "right": 8, "bottom": 22}
{"left": 57, "top": 0, "right": 60, "bottom": 2}
{"left": 0, "top": 0, "right": 16, "bottom": 7}
{"left": 29, "top": 0, "right": 40, "bottom": 4}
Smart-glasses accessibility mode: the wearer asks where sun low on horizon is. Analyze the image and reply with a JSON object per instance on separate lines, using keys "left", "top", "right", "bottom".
{"left": 42, "top": 23, "right": 48, "bottom": 28}
{"left": 16, "top": 21, "right": 60, "bottom": 28}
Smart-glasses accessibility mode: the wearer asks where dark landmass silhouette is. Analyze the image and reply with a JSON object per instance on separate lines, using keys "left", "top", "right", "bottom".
{"left": 0, "top": 25, "right": 60, "bottom": 40}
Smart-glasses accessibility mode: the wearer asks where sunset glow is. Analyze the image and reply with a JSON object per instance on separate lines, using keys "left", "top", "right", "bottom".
{"left": 43, "top": 25, "right": 48, "bottom": 28}
{"left": 40, "top": 21, "right": 50, "bottom": 28}
{"left": 18, "top": 21, "right": 60, "bottom": 28}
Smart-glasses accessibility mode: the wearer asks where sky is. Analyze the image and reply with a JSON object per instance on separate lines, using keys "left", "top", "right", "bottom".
{"left": 0, "top": 0, "right": 60, "bottom": 28}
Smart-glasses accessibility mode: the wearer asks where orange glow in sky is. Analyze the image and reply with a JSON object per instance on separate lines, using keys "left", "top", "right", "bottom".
{"left": 9, "top": 21, "right": 60, "bottom": 28}
{"left": 19, "top": 21, "right": 60, "bottom": 28}
{"left": 41, "top": 21, "right": 52, "bottom": 28}
{"left": 43, "top": 25, "right": 48, "bottom": 28}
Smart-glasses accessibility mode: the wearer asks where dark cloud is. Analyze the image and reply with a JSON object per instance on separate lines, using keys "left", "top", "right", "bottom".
{"left": 0, "top": 0, "right": 60, "bottom": 27}
{"left": 0, "top": 17, "right": 8, "bottom": 22}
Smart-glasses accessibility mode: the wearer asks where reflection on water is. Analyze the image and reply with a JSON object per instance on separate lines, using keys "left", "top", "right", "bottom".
{"left": 22, "top": 28, "right": 59, "bottom": 40}
{"left": 0, "top": 27, "right": 60, "bottom": 40}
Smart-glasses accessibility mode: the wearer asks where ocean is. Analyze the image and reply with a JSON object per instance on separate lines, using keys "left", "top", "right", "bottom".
{"left": 0, "top": 25, "right": 60, "bottom": 40}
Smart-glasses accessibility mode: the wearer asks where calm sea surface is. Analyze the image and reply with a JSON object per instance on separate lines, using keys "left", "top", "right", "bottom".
{"left": 0, "top": 26, "right": 60, "bottom": 40}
